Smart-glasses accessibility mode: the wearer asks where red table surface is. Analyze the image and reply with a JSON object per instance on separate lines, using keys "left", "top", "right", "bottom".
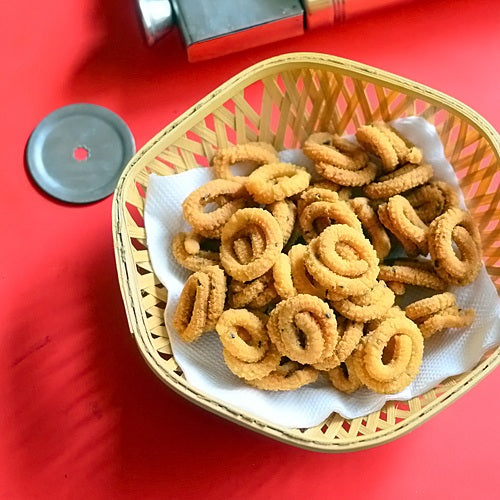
{"left": 1, "top": 1, "right": 499, "bottom": 498}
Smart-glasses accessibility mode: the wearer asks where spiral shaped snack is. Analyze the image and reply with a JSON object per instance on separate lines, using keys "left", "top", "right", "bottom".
{"left": 405, "top": 292, "right": 475, "bottom": 339}
{"left": 211, "top": 142, "right": 279, "bottom": 180}
{"left": 172, "top": 266, "right": 226, "bottom": 342}
{"left": 327, "top": 357, "right": 363, "bottom": 394}
{"left": 272, "top": 253, "right": 298, "bottom": 299}
{"left": 267, "top": 199, "right": 297, "bottom": 245}
{"left": 172, "top": 232, "right": 220, "bottom": 272}
{"left": 247, "top": 360, "right": 319, "bottom": 391}
{"left": 352, "top": 314, "right": 424, "bottom": 394}
{"left": 355, "top": 122, "right": 423, "bottom": 173}
{"left": 406, "top": 181, "right": 460, "bottom": 224}
{"left": 220, "top": 208, "right": 283, "bottom": 282}
{"left": 315, "top": 160, "right": 378, "bottom": 187}
{"left": 305, "top": 225, "right": 379, "bottom": 298}
{"left": 288, "top": 245, "right": 327, "bottom": 298}
{"left": 329, "top": 280, "right": 395, "bottom": 322}
{"left": 245, "top": 163, "right": 311, "bottom": 204}
{"left": 378, "top": 195, "right": 429, "bottom": 257}
{"left": 303, "top": 132, "right": 369, "bottom": 171}
{"left": 427, "top": 207, "right": 482, "bottom": 286}
{"left": 182, "top": 179, "right": 250, "bottom": 238}
{"left": 227, "top": 270, "right": 275, "bottom": 309}
{"left": 270, "top": 294, "right": 338, "bottom": 365}
{"left": 363, "top": 163, "right": 433, "bottom": 199}
{"left": 378, "top": 264, "right": 447, "bottom": 291}
{"left": 349, "top": 197, "right": 391, "bottom": 260}
{"left": 298, "top": 198, "right": 362, "bottom": 243}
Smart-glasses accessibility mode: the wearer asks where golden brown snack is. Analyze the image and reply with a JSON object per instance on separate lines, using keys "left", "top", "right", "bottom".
{"left": 272, "top": 253, "right": 298, "bottom": 299}
{"left": 304, "top": 225, "right": 379, "bottom": 298}
{"left": 418, "top": 306, "right": 475, "bottom": 339}
{"left": 267, "top": 199, "right": 297, "bottom": 245}
{"left": 223, "top": 344, "right": 282, "bottom": 381}
{"left": 220, "top": 208, "right": 283, "bottom": 282}
{"left": 246, "top": 163, "right": 311, "bottom": 204}
{"left": 216, "top": 309, "right": 269, "bottom": 362}
{"left": 315, "top": 160, "right": 378, "bottom": 187}
{"left": 427, "top": 208, "right": 482, "bottom": 286}
{"left": 172, "top": 232, "right": 220, "bottom": 272}
{"left": 363, "top": 163, "right": 433, "bottom": 199}
{"left": 405, "top": 292, "right": 457, "bottom": 322}
{"left": 355, "top": 122, "right": 423, "bottom": 172}
{"left": 349, "top": 197, "right": 392, "bottom": 260}
{"left": 288, "top": 244, "right": 327, "bottom": 298}
{"left": 327, "top": 357, "right": 363, "bottom": 394}
{"left": 182, "top": 179, "right": 250, "bottom": 237}
{"left": 352, "top": 314, "right": 424, "bottom": 394}
{"left": 378, "top": 264, "right": 447, "bottom": 291}
{"left": 212, "top": 142, "right": 279, "bottom": 180}
{"left": 303, "top": 132, "right": 369, "bottom": 170}
{"left": 247, "top": 360, "right": 319, "bottom": 391}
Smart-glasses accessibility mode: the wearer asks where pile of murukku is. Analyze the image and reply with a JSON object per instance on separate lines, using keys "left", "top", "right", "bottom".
{"left": 171, "top": 121, "right": 480, "bottom": 395}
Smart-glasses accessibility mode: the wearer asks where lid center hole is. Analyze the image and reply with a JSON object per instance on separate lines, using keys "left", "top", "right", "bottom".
{"left": 73, "top": 146, "right": 90, "bottom": 162}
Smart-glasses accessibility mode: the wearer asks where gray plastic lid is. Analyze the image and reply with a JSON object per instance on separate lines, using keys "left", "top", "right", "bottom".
{"left": 26, "top": 103, "right": 135, "bottom": 204}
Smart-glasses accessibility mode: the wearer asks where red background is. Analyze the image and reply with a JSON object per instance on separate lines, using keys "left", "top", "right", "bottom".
{"left": 1, "top": 1, "right": 499, "bottom": 498}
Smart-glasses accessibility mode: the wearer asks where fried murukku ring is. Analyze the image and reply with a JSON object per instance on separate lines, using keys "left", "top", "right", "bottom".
{"left": 231, "top": 225, "right": 266, "bottom": 265}
{"left": 247, "top": 360, "right": 319, "bottom": 391}
{"left": 204, "top": 266, "right": 227, "bottom": 330}
{"left": 305, "top": 225, "right": 379, "bottom": 298}
{"left": 211, "top": 142, "right": 279, "bottom": 180}
{"left": 172, "top": 232, "right": 220, "bottom": 272}
{"left": 272, "top": 253, "right": 298, "bottom": 299}
{"left": 275, "top": 295, "right": 338, "bottom": 365}
{"left": 405, "top": 292, "right": 457, "bottom": 322}
{"left": 378, "top": 203, "right": 420, "bottom": 257}
{"left": 288, "top": 244, "right": 327, "bottom": 298}
{"left": 363, "top": 163, "right": 433, "bottom": 199}
{"left": 303, "top": 132, "right": 369, "bottom": 170}
{"left": 247, "top": 275, "right": 278, "bottom": 310}
{"left": 182, "top": 179, "right": 250, "bottom": 237}
{"left": 223, "top": 343, "right": 281, "bottom": 381}
{"left": 245, "top": 162, "right": 311, "bottom": 204}
{"left": 355, "top": 122, "right": 423, "bottom": 172}
{"left": 378, "top": 264, "right": 447, "bottom": 291}
{"left": 313, "top": 320, "right": 363, "bottom": 371}
{"left": 267, "top": 199, "right": 297, "bottom": 245}
{"left": 428, "top": 207, "right": 482, "bottom": 285}
{"left": 220, "top": 208, "right": 283, "bottom": 282}
{"left": 172, "top": 272, "right": 210, "bottom": 342}
{"left": 327, "top": 357, "right": 363, "bottom": 394}
{"left": 216, "top": 309, "right": 269, "bottom": 362}
{"left": 312, "top": 180, "right": 352, "bottom": 200}
{"left": 227, "top": 271, "right": 271, "bottom": 309}
{"left": 349, "top": 197, "right": 391, "bottom": 260}
{"left": 315, "top": 160, "right": 378, "bottom": 187}
{"left": 329, "top": 281, "right": 395, "bottom": 322}
{"left": 386, "top": 281, "right": 406, "bottom": 295}
{"left": 418, "top": 306, "right": 475, "bottom": 339}
{"left": 352, "top": 315, "right": 424, "bottom": 394}
{"left": 406, "top": 181, "right": 460, "bottom": 224}
{"left": 298, "top": 199, "right": 362, "bottom": 243}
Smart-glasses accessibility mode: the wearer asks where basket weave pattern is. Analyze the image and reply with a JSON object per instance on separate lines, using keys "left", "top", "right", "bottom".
{"left": 113, "top": 54, "right": 500, "bottom": 451}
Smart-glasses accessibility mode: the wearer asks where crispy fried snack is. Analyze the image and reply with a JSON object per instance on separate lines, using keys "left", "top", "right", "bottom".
{"left": 220, "top": 208, "right": 283, "bottom": 282}
{"left": 311, "top": 180, "right": 352, "bottom": 200}
{"left": 405, "top": 292, "right": 475, "bottom": 339}
{"left": 298, "top": 198, "right": 362, "bottom": 243}
{"left": 355, "top": 122, "right": 423, "bottom": 172}
{"left": 246, "top": 163, "right": 311, "bottom": 204}
{"left": 288, "top": 244, "right": 327, "bottom": 298}
{"left": 267, "top": 199, "right": 297, "bottom": 245}
{"left": 303, "top": 132, "right": 369, "bottom": 170}
{"left": 182, "top": 179, "right": 250, "bottom": 237}
{"left": 305, "top": 225, "right": 379, "bottom": 298}
{"left": 363, "top": 163, "right": 433, "bottom": 199}
{"left": 378, "top": 263, "right": 447, "bottom": 291}
{"left": 227, "top": 270, "right": 275, "bottom": 309}
{"left": 352, "top": 314, "right": 424, "bottom": 394}
{"left": 313, "top": 320, "right": 363, "bottom": 371}
{"left": 247, "top": 360, "right": 319, "bottom": 391}
{"left": 231, "top": 226, "right": 266, "bottom": 265}
{"left": 273, "top": 295, "right": 338, "bottom": 365}
{"left": 327, "top": 357, "right": 363, "bottom": 394}
{"left": 223, "top": 344, "right": 282, "bottom": 381}
{"left": 406, "top": 181, "right": 460, "bottom": 224}
{"left": 272, "top": 253, "right": 298, "bottom": 299}
{"left": 172, "top": 266, "right": 226, "bottom": 342}
{"left": 378, "top": 195, "right": 429, "bottom": 256}
{"left": 427, "top": 207, "right": 482, "bottom": 285}
{"left": 216, "top": 309, "right": 269, "bottom": 362}
{"left": 315, "top": 160, "right": 378, "bottom": 187}
{"left": 349, "top": 197, "right": 391, "bottom": 260}
{"left": 172, "top": 232, "right": 220, "bottom": 272}
{"left": 212, "top": 142, "right": 279, "bottom": 180}
{"left": 329, "top": 281, "right": 395, "bottom": 322}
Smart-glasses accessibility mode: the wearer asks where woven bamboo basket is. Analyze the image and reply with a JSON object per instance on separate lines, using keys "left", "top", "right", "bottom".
{"left": 112, "top": 53, "right": 500, "bottom": 452}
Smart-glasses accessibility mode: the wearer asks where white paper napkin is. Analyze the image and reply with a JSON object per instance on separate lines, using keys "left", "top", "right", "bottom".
{"left": 144, "top": 117, "right": 500, "bottom": 428}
